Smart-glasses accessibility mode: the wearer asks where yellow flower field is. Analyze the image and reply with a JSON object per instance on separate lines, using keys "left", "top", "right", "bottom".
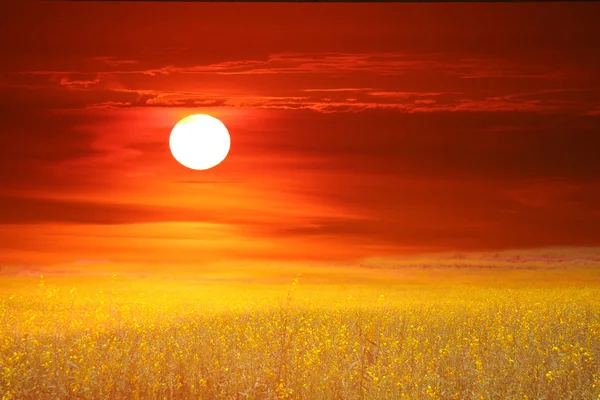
{"left": 1, "top": 267, "right": 599, "bottom": 399}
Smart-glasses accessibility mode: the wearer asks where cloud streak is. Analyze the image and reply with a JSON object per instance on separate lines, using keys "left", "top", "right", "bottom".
{"left": 79, "top": 89, "right": 594, "bottom": 115}
{"left": 12, "top": 52, "right": 562, "bottom": 79}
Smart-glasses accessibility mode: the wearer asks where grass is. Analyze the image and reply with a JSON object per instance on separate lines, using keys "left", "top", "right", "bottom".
{"left": 1, "top": 264, "right": 599, "bottom": 399}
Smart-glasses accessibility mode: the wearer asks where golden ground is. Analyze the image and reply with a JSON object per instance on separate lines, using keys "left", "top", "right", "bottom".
{"left": 1, "top": 261, "right": 599, "bottom": 399}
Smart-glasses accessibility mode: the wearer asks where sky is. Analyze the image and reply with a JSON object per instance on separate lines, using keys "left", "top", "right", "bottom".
{"left": 1, "top": 2, "right": 599, "bottom": 270}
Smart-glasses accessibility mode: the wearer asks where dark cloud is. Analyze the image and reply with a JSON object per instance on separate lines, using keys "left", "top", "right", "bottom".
{"left": 234, "top": 110, "right": 600, "bottom": 182}
{"left": 0, "top": 195, "right": 237, "bottom": 225}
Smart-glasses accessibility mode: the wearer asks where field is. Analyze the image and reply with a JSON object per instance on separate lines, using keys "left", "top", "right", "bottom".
{"left": 1, "top": 259, "right": 600, "bottom": 399}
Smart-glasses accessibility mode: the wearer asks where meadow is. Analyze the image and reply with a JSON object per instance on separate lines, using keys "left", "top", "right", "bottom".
{"left": 1, "top": 258, "right": 599, "bottom": 399}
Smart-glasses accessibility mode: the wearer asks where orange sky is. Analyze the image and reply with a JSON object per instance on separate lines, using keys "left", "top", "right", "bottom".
{"left": 1, "top": 2, "right": 600, "bottom": 270}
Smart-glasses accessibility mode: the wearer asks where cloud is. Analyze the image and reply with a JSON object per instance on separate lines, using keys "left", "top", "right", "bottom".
{"left": 505, "top": 180, "right": 600, "bottom": 210}
{"left": 302, "top": 88, "right": 374, "bottom": 92}
{"left": 77, "top": 89, "right": 590, "bottom": 115}
{"left": 86, "top": 101, "right": 134, "bottom": 109}
{"left": 144, "top": 94, "right": 228, "bottom": 108}
{"left": 233, "top": 109, "right": 600, "bottom": 182}
{"left": 586, "top": 106, "right": 600, "bottom": 116}
{"left": 89, "top": 56, "right": 139, "bottom": 67}
{"left": 12, "top": 52, "right": 561, "bottom": 79}
{"left": 0, "top": 195, "right": 241, "bottom": 226}
{"left": 368, "top": 91, "right": 461, "bottom": 97}
{"left": 59, "top": 76, "right": 100, "bottom": 89}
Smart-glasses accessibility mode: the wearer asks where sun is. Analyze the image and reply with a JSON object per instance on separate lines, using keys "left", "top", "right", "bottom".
{"left": 169, "top": 114, "right": 231, "bottom": 170}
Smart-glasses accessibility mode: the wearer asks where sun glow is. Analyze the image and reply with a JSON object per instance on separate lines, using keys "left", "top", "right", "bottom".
{"left": 169, "top": 114, "right": 231, "bottom": 170}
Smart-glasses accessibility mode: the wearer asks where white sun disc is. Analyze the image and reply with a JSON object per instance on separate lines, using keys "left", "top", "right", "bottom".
{"left": 169, "top": 114, "right": 231, "bottom": 170}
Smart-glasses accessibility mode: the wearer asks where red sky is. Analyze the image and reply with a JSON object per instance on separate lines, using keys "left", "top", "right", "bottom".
{"left": 1, "top": 2, "right": 600, "bottom": 270}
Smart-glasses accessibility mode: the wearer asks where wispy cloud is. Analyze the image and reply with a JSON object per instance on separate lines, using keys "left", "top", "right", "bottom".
{"left": 368, "top": 91, "right": 462, "bottom": 97}
{"left": 89, "top": 56, "right": 139, "bottom": 67}
{"left": 59, "top": 76, "right": 100, "bottom": 89}
{"left": 302, "top": 88, "right": 374, "bottom": 92}
{"left": 79, "top": 89, "right": 588, "bottom": 115}
{"left": 585, "top": 106, "right": 600, "bottom": 116}
{"left": 12, "top": 52, "right": 561, "bottom": 79}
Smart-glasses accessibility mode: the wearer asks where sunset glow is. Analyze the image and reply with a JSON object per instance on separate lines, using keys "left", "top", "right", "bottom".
{"left": 0, "top": 1, "right": 599, "bottom": 270}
